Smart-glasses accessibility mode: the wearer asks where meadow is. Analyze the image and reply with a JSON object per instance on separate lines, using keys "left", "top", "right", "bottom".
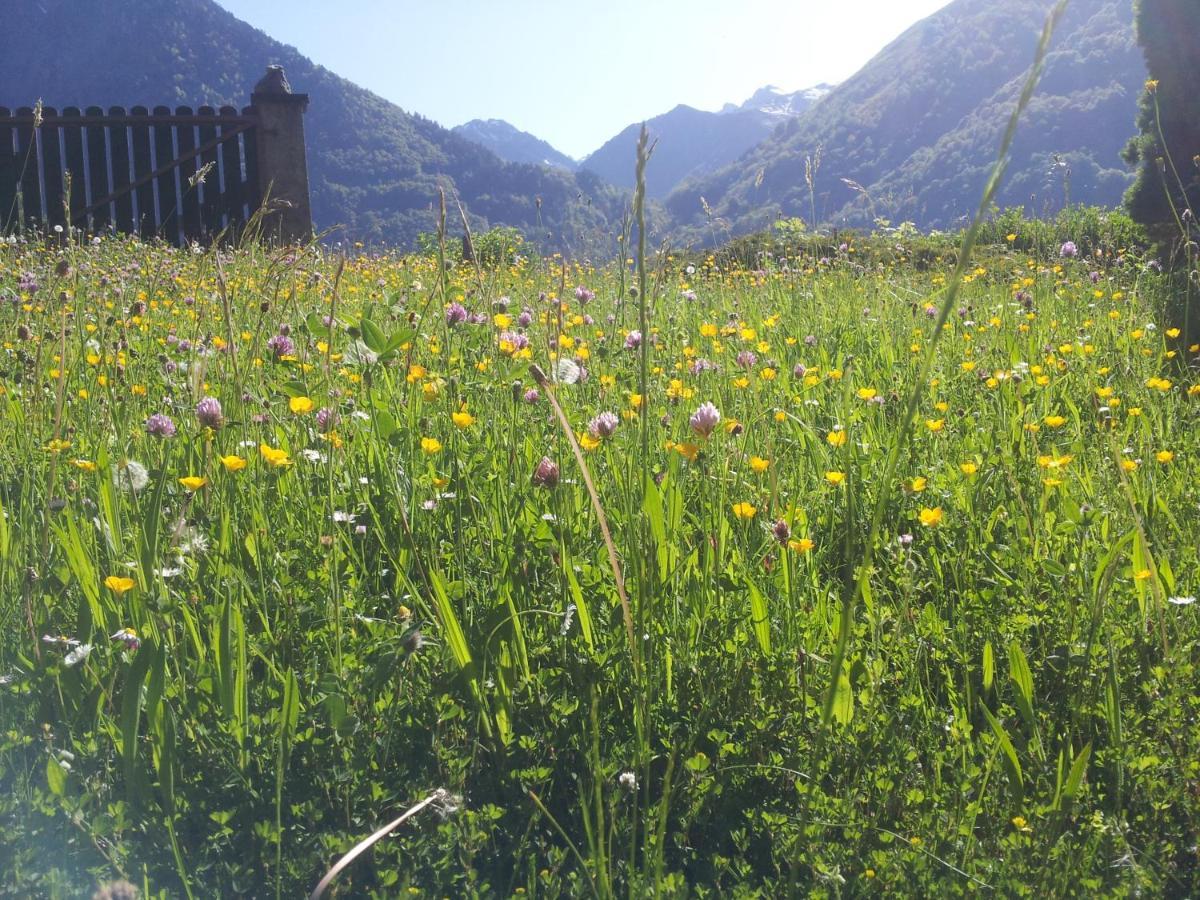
{"left": 0, "top": 208, "right": 1198, "bottom": 897}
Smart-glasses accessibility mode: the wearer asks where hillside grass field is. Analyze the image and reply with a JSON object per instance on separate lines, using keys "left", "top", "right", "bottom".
{"left": 0, "top": 207, "right": 1197, "bottom": 897}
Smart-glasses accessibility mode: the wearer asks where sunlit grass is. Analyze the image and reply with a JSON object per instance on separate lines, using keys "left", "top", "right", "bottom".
{"left": 0, "top": 214, "right": 1197, "bottom": 896}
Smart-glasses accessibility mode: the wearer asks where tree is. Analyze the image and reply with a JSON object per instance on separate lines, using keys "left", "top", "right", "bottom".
{"left": 1122, "top": 0, "right": 1200, "bottom": 258}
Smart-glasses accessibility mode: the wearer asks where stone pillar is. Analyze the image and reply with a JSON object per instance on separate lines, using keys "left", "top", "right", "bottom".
{"left": 250, "top": 65, "right": 312, "bottom": 244}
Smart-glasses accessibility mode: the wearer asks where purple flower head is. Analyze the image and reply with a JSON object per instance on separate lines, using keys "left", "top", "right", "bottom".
{"left": 574, "top": 285, "right": 595, "bottom": 305}
{"left": 624, "top": 330, "right": 642, "bottom": 350}
{"left": 689, "top": 401, "right": 721, "bottom": 438}
{"left": 736, "top": 350, "right": 757, "bottom": 370}
{"left": 804, "top": 334, "right": 817, "bottom": 347}
{"left": 681, "top": 289, "right": 697, "bottom": 302}
{"left": 468, "top": 311, "right": 488, "bottom": 325}
{"left": 445, "top": 302, "right": 468, "bottom": 326}
{"left": 793, "top": 363, "right": 807, "bottom": 378}
{"left": 531, "top": 456, "right": 560, "bottom": 489}
{"left": 898, "top": 533, "right": 914, "bottom": 548}
{"left": 17, "top": 273, "right": 38, "bottom": 294}
{"left": 690, "top": 358, "right": 718, "bottom": 376}
{"left": 145, "top": 413, "right": 176, "bottom": 438}
{"left": 589, "top": 411, "right": 619, "bottom": 439}
{"left": 924, "top": 305, "right": 938, "bottom": 318}
{"left": 1089, "top": 271, "right": 1101, "bottom": 284}
{"left": 517, "top": 307, "right": 533, "bottom": 328}
{"left": 772, "top": 519, "right": 792, "bottom": 545}
{"left": 522, "top": 388, "right": 540, "bottom": 404}
{"left": 315, "top": 407, "right": 338, "bottom": 433}
{"left": 500, "top": 330, "right": 529, "bottom": 351}
{"left": 266, "top": 334, "right": 294, "bottom": 359}
{"left": 195, "top": 396, "right": 223, "bottom": 430}
{"left": 1060, "top": 241, "right": 1078, "bottom": 258}
{"left": 495, "top": 295, "right": 511, "bottom": 311}
{"left": 277, "top": 322, "right": 291, "bottom": 337}
{"left": 583, "top": 314, "right": 594, "bottom": 325}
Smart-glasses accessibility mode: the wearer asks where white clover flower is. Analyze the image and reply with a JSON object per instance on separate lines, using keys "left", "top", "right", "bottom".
{"left": 64, "top": 644, "right": 93, "bottom": 667}
{"left": 553, "top": 357, "right": 581, "bottom": 385}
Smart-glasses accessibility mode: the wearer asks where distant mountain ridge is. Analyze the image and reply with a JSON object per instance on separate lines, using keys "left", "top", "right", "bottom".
{"left": 452, "top": 119, "right": 578, "bottom": 172}
{"left": 0, "top": 0, "right": 625, "bottom": 252}
{"left": 579, "top": 84, "right": 832, "bottom": 200}
{"left": 666, "top": 0, "right": 1144, "bottom": 239}
{"left": 719, "top": 84, "right": 836, "bottom": 119}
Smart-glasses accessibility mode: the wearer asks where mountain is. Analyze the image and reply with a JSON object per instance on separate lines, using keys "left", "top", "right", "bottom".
{"left": 666, "top": 0, "right": 1144, "bottom": 239}
{"left": 579, "top": 105, "right": 776, "bottom": 200}
{"left": 452, "top": 119, "right": 577, "bottom": 172}
{"left": 581, "top": 85, "right": 831, "bottom": 200}
{"left": 719, "top": 84, "right": 836, "bottom": 120}
{"left": 0, "top": 0, "right": 625, "bottom": 252}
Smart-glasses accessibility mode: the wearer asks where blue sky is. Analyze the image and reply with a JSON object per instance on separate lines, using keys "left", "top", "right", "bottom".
{"left": 216, "top": 0, "right": 951, "bottom": 159}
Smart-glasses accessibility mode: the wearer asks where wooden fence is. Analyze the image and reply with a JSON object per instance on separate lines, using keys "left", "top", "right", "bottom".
{"left": 0, "top": 66, "right": 312, "bottom": 245}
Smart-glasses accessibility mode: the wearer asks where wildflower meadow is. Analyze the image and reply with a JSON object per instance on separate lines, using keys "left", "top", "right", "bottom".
{"left": 0, "top": 203, "right": 1198, "bottom": 896}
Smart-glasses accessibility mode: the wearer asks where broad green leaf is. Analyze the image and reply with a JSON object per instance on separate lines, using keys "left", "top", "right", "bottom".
{"left": 120, "top": 640, "right": 156, "bottom": 803}
{"left": 982, "top": 704, "right": 1023, "bottom": 792}
{"left": 1007, "top": 641, "right": 1036, "bottom": 727}
{"left": 1063, "top": 742, "right": 1091, "bottom": 801}
{"left": 831, "top": 666, "right": 854, "bottom": 726}
{"left": 746, "top": 577, "right": 771, "bottom": 656}
{"left": 46, "top": 756, "right": 66, "bottom": 797}
{"left": 360, "top": 317, "right": 387, "bottom": 355}
{"left": 430, "top": 569, "right": 473, "bottom": 671}
{"left": 564, "top": 563, "right": 595, "bottom": 653}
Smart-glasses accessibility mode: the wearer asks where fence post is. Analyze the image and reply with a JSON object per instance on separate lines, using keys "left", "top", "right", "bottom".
{"left": 250, "top": 65, "right": 312, "bottom": 243}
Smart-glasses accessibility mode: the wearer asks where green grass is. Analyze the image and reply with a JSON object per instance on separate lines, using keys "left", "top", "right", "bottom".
{"left": 0, "top": 211, "right": 1198, "bottom": 897}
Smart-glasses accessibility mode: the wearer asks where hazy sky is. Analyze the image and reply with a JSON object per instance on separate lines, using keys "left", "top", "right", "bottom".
{"left": 215, "top": 0, "right": 951, "bottom": 159}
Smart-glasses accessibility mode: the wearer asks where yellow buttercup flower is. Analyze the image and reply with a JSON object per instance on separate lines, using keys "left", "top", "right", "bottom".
{"left": 788, "top": 537, "right": 815, "bottom": 554}
{"left": 420, "top": 437, "right": 443, "bottom": 456}
{"left": 179, "top": 476, "right": 207, "bottom": 491}
{"left": 451, "top": 409, "right": 475, "bottom": 428}
{"left": 825, "top": 471, "right": 846, "bottom": 486}
{"left": 749, "top": 456, "right": 770, "bottom": 474}
{"left": 259, "top": 443, "right": 293, "bottom": 467}
{"left": 856, "top": 387, "right": 877, "bottom": 401}
{"left": 731, "top": 502, "right": 757, "bottom": 520}
{"left": 289, "top": 396, "right": 314, "bottom": 414}
{"left": 1156, "top": 450, "right": 1174, "bottom": 464}
{"left": 1043, "top": 415, "right": 1066, "bottom": 428}
{"left": 826, "top": 429, "right": 847, "bottom": 447}
{"left": 959, "top": 461, "right": 978, "bottom": 476}
{"left": 219, "top": 454, "right": 247, "bottom": 472}
{"left": 105, "top": 575, "right": 136, "bottom": 595}
{"left": 918, "top": 507, "right": 943, "bottom": 527}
